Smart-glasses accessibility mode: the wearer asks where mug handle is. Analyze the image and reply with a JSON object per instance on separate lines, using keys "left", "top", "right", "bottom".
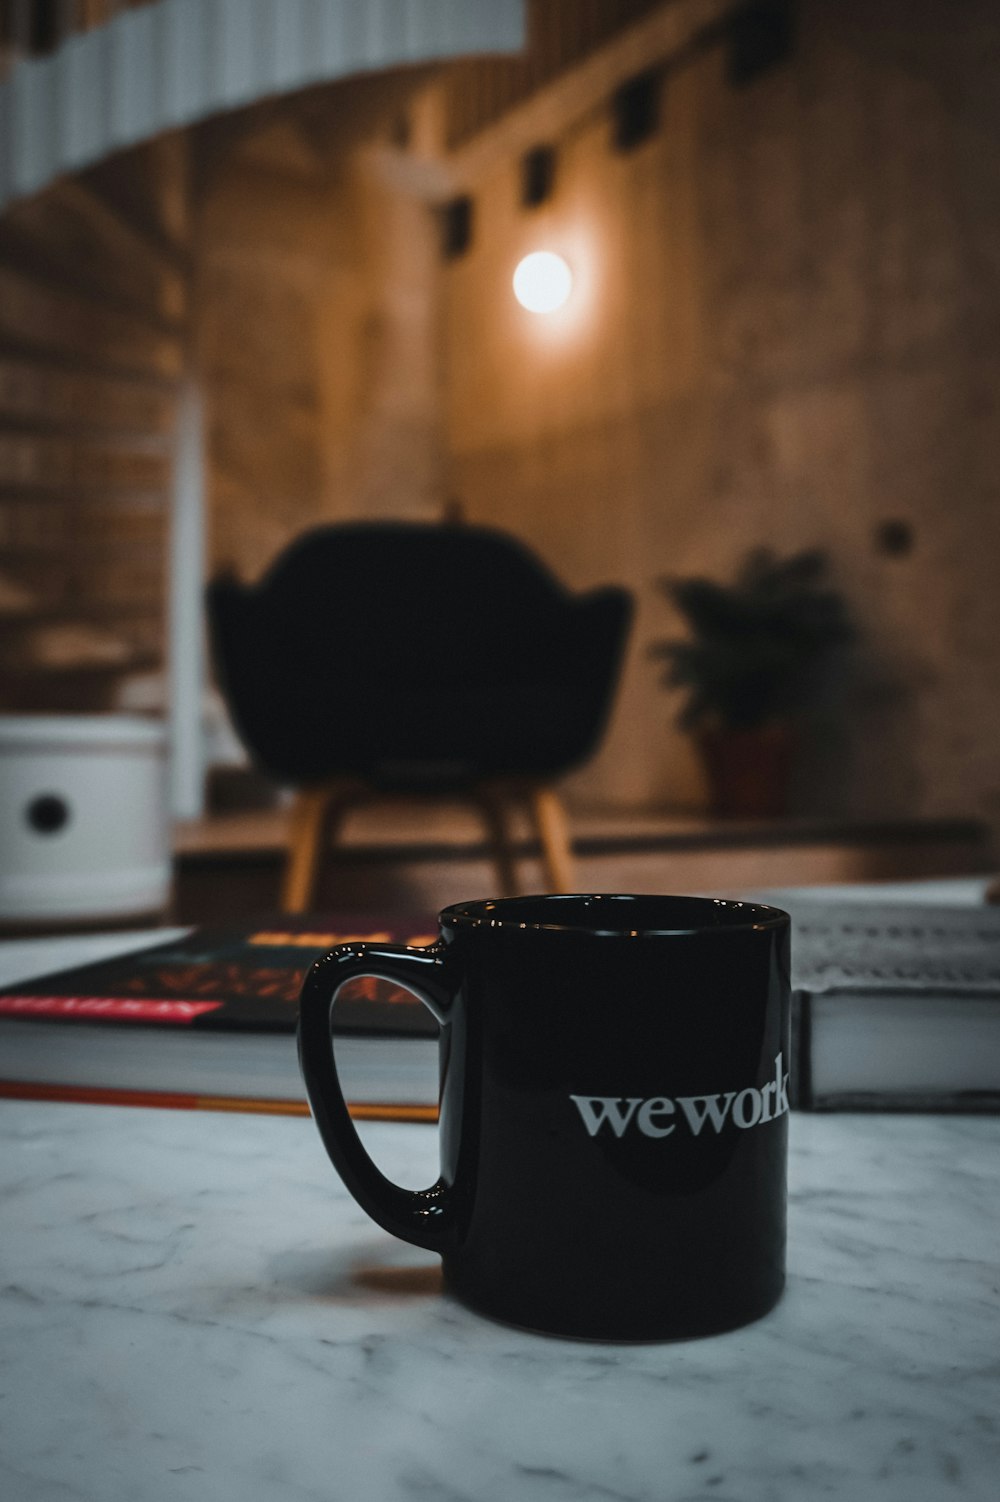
{"left": 297, "top": 939, "right": 459, "bottom": 1253}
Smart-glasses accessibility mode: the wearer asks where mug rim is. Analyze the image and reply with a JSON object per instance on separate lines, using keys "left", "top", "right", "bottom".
{"left": 439, "top": 893, "right": 789, "bottom": 937}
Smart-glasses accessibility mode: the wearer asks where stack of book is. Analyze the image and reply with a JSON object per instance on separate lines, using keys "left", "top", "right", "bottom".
{"left": 0, "top": 916, "right": 439, "bottom": 1118}
{"left": 1, "top": 900, "right": 998, "bottom": 1115}
{"left": 781, "top": 897, "right": 1000, "bottom": 1110}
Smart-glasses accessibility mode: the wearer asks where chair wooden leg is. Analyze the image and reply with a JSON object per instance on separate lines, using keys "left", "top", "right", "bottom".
{"left": 527, "top": 785, "right": 575, "bottom": 893}
{"left": 475, "top": 788, "right": 521, "bottom": 897}
{"left": 283, "top": 780, "right": 369, "bottom": 913}
{"left": 282, "top": 788, "right": 333, "bottom": 914}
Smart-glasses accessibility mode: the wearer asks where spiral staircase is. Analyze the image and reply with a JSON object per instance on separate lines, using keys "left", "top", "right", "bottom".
{"left": 0, "top": 0, "right": 525, "bottom": 814}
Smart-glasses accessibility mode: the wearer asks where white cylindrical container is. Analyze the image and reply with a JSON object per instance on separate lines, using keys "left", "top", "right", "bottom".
{"left": 0, "top": 715, "right": 171, "bottom": 924}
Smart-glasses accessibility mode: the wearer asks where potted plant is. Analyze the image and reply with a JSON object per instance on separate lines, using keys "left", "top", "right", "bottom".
{"left": 650, "top": 548, "right": 853, "bottom": 817}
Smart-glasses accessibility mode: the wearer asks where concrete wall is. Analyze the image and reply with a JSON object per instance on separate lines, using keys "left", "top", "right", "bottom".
{"left": 197, "top": 89, "right": 447, "bottom": 585}
{"left": 443, "top": 0, "right": 1000, "bottom": 828}
{"left": 0, "top": 134, "right": 188, "bottom": 714}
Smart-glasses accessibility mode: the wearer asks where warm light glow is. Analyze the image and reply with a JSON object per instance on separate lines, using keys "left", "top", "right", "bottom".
{"left": 513, "top": 251, "right": 573, "bottom": 313}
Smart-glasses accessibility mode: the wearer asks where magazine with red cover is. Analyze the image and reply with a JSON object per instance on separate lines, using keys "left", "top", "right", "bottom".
{"left": 0, "top": 914, "right": 440, "bottom": 1118}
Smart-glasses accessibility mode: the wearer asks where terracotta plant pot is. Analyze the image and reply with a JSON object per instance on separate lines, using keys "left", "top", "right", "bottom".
{"left": 696, "top": 721, "right": 797, "bottom": 819}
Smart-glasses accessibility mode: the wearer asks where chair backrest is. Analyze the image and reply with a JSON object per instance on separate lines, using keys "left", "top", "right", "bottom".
{"left": 208, "top": 520, "right": 633, "bottom": 785}
{"left": 252, "top": 521, "right": 568, "bottom": 683}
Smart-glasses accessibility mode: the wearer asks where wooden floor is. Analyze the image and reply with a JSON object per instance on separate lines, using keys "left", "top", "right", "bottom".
{"left": 171, "top": 801, "right": 995, "bottom": 925}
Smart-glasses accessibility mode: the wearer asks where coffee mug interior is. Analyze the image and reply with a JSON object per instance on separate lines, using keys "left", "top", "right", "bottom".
{"left": 441, "top": 892, "right": 786, "bottom": 935}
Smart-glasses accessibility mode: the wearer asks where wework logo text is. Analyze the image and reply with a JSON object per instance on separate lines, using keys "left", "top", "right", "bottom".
{"left": 569, "top": 1052, "right": 789, "bottom": 1139}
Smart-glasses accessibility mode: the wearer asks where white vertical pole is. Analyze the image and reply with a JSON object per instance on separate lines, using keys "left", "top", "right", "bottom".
{"left": 167, "top": 374, "right": 206, "bottom": 819}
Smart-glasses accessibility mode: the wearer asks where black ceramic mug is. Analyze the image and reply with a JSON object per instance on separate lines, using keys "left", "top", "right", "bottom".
{"left": 298, "top": 893, "right": 790, "bottom": 1341}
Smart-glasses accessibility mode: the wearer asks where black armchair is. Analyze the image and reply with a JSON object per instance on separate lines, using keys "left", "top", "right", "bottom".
{"left": 207, "top": 520, "right": 633, "bottom": 910}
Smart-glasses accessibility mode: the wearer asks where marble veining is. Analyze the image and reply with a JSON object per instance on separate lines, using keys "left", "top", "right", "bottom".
{"left": 1, "top": 1103, "right": 998, "bottom": 1502}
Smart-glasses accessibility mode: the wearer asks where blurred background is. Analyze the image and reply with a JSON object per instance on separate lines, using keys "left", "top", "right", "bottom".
{"left": 0, "top": 0, "right": 997, "bottom": 927}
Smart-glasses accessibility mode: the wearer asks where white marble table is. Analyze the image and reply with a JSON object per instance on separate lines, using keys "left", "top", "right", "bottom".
{"left": 2, "top": 1099, "right": 998, "bottom": 1502}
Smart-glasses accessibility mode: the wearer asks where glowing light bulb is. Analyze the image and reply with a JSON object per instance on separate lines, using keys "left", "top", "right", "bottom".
{"left": 512, "top": 251, "right": 573, "bottom": 313}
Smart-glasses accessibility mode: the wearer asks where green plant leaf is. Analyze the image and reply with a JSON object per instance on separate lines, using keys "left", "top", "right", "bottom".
{"left": 649, "top": 547, "right": 854, "bottom": 730}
